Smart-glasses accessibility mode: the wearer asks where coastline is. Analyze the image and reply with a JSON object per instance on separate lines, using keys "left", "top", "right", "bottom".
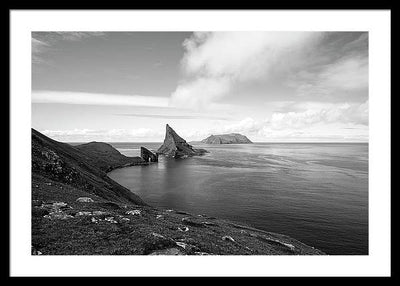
{"left": 31, "top": 128, "right": 325, "bottom": 255}
{"left": 103, "top": 159, "right": 325, "bottom": 255}
{"left": 104, "top": 160, "right": 150, "bottom": 173}
{"left": 32, "top": 173, "right": 325, "bottom": 255}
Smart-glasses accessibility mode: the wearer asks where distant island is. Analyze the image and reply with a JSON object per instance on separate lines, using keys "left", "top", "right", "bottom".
{"left": 201, "top": 133, "right": 253, "bottom": 144}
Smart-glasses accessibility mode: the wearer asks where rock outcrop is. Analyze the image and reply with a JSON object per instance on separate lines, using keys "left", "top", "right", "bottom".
{"left": 140, "top": 147, "right": 158, "bottom": 162}
{"left": 157, "top": 124, "right": 208, "bottom": 158}
{"left": 201, "top": 133, "right": 253, "bottom": 144}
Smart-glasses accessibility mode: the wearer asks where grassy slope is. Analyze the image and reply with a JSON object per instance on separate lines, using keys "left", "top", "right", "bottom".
{"left": 31, "top": 129, "right": 324, "bottom": 255}
{"left": 74, "top": 141, "right": 144, "bottom": 172}
{"left": 32, "top": 128, "right": 146, "bottom": 205}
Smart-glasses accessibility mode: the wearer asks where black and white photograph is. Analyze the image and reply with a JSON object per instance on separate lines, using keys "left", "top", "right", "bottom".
{"left": 10, "top": 10, "right": 391, "bottom": 277}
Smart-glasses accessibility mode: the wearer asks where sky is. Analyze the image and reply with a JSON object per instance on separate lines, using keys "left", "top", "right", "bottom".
{"left": 32, "top": 31, "right": 368, "bottom": 142}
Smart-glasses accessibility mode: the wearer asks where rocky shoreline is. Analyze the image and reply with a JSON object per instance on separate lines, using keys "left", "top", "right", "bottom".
{"left": 31, "top": 128, "right": 325, "bottom": 255}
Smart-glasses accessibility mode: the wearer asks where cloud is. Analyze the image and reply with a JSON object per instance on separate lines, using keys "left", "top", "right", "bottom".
{"left": 180, "top": 100, "right": 369, "bottom": 141}
{"left": 52, "top": 32, "right": 106, "bottom": 41}
{"left": 289, "top": 55, "right": 368, "bottom": 99}
{"left": 32, "top": 32, "right": 106, "bottom": 65}
{"left": 170, "top": 77, "right": 231, "bottom": 109}
{"left": 183, "top": 32, "right": 320, "bottom": 80}
{"left": 320, "top": 56, "right": 368, "bottom": 90}
{"left": 337, "top": 32, "right": 368, "bottom": 56}
{"left": 32, "top": 32, "right": 106, "bottom": 44}
{"left": 32, "top": 38, "right": 50, "bottom": 64}
{"left": 41, "top": 99, "right": 368, "bottom": 142}
{"left": 267, "top": 101, "right": 369, "bottom": 130}
{"left": 270, "top": 100, "right": 368, "bottom": 129}
{"left": 170, "top": 32, "right": 322, "bottom": 109}
{"left": 42, "top": 128, "right": 163, "bottom": 142}
{"left": 115, "top": 113, "right": 230, "bottom": 120}
{"left": 254, "top": 127, "right": 368, "bottom": 142}
{"left": 32, "top": 90, "right": 169, "bottom": 108}
{"left": 171, "top": 32, "right": 368, "bottom": 110}
{"left": 213, "top": 117, "right": 262, "bottom": 134}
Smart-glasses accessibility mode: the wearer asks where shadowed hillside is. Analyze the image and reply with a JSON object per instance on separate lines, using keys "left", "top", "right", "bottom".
{"left": 32, "top": 128, "right": 146, "bottom": 205}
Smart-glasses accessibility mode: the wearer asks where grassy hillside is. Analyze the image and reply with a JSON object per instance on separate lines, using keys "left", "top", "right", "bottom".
{"left": 32, "top": 128, "right": 146, "bottom": 205}
{"left": 74, "top": 141, "right": 144, "bottom": 172}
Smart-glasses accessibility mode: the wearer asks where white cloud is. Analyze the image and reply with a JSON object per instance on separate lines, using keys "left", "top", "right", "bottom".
{"left": 32, "top": 90, "right": 169, "bottom": 108}
{"left": 52, "top": 32, "right": 106, "bottom": 41}
{"left": 170, "top": 77, "right": 231, "bottom": 109}
{"left": 32, "top": 38, "right": 50, "bottom": 64}
{"left": 41, "top": 98, "right": 368, "bottom": 142}
{"left": 171, "top": 32, "right": 368, "bottom": 112}
{"left": 171, "top": 32, "right": 322, "bottom": 109}
{"left": 169, "top": 117, "right": 261, "bottom": 140}
{"left": 289, "top": 55, "right": 368, "bottom": 99}
{"left": 43, "top": 129, "right": 98, "bottom": 137}
{"left": 179, "top": 100, "right": 369, "bottom": 141}
{"left": 223, "top": 117, "right": 260, "bottom": 131}
{"left": 255, "top": 126, "right": 368, "bottom": 142}
{"left": 267, "top": 100, "right": 369, "bottom": 129}
{"left": 320, "top": 56, "right": 368, "bottom": 90}
{"left": 182, "top": 32, "right": 319, "bottom": 80}
{"left": 42, "top": 128, "right": 163, "bottom": 142}
{"left": 32, "top": 32, "right": 106, "bottom": 65}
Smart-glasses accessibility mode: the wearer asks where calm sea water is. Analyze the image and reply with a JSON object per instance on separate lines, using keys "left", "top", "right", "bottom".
{"left": 107, "top": 142, "right": 368, "bottom": 255}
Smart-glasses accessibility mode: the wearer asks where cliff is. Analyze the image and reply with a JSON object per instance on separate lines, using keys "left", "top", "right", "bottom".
{"left": 201, "top": 133, "right": 253, "bottom": 144}
{"left": 31, "top": 128, "right": 146, "bottom": 205}
{"left": 157, "top": 124, "right": 208, "bottom": 158}
{"left": 140, "top": 147, "right": 158, "bottom": 162}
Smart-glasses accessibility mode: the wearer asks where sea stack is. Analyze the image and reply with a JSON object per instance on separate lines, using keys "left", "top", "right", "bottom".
{"left": 201, "top": 133, "right": 253, "bottom": 144}
{"left": 157, "top": 124, "right": 208, "bottom": 158}
{"left": 140, "top": 147, "right": 158, "bottom": 162}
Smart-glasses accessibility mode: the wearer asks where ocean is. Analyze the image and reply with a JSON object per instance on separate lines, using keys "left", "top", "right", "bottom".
{"left": 107, "top": 142, "right": 368, "bottom": 255}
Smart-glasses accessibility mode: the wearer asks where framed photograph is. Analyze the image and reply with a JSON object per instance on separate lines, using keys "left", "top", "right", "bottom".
{"left": 9, "top": 9, "right": 391, "bottom": 277}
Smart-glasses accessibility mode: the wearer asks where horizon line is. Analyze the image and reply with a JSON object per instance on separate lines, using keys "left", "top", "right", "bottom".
{"left": 65, "top": 141, "right": 369, "bottom": 144}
